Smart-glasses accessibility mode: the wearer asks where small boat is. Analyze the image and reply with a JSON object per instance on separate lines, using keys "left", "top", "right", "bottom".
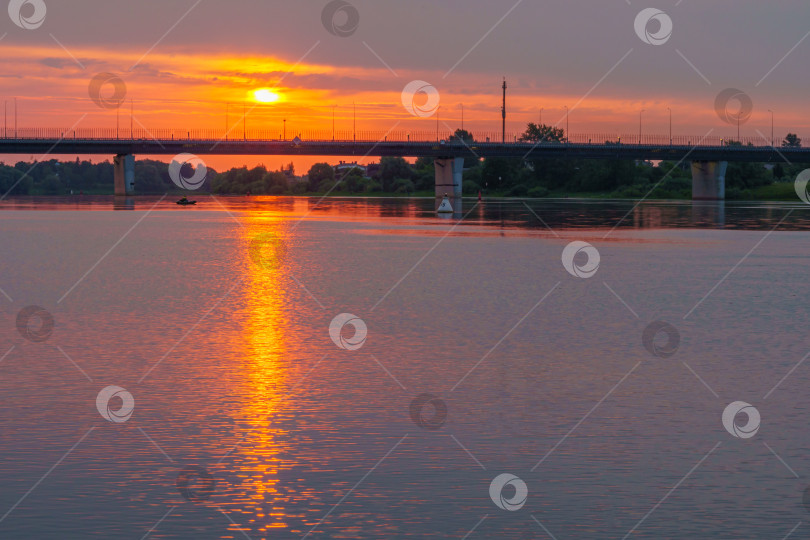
{"left": 176, "top": 198, "right": 197, "bottom": 206}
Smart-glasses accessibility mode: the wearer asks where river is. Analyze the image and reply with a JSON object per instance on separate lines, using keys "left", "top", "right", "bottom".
{"left": 1, "top": 196, "right": 809, "bottom": 539}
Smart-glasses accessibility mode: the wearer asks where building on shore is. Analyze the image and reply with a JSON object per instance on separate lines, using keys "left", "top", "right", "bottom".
{"left": 335, "top": 161, "right": 367, "bottom": 175}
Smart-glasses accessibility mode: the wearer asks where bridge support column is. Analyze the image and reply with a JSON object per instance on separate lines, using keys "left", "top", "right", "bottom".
{"left": 691, "top": 161, "right": 727, "bottom": 200}
{"left": 434, "top": 157, "right": 463, "bottom": 212}
{"left": 114, "top": 154, "right": 135, "bottom": 196}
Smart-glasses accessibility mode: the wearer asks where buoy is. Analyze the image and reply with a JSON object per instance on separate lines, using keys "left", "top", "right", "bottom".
{"left": 437, "top": 195, "right": 454, "bottom": 213}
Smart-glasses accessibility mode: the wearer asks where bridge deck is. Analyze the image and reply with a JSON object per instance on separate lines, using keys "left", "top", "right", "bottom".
{"left": 0, "top": 138, "right": 808, "bottom": 163}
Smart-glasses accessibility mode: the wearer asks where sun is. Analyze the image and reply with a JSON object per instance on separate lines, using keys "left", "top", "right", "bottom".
{"left": 253, "top": 89, "right": 280, "bottom": 103}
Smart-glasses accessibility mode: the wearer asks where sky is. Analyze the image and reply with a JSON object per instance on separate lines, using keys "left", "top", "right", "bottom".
{"left": 2, "top": 0, "right": 810, "bottom": 168}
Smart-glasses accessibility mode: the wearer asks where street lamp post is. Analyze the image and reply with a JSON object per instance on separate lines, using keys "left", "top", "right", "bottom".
{"left": 564, "top": 105, "right": 569, "bottom": 143}
{"left": 283, "top": 118, "right": 286, "bottom": 140}
{"left": 639, "top": 109, "right": 645, "bottom": 145}
{"left": 501, "top": 78, "right": 506, "bottom": 144}
{"left": 332, "top": 105, "right": 336, "bottom": 141}
{"left": 768, "top": 109, "right": 774, "bottom": 146}
{"left": 667, "top": 107, "right": 672, "bottom": 145}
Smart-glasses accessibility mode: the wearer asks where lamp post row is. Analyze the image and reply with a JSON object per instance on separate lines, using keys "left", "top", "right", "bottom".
{"left": 0, "top": 96, "right": 781, "bottom": 144}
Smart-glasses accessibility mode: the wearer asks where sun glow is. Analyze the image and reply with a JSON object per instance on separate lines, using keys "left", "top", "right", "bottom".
{"left": 253, "top": 89, "right": 281, "bottom": 103}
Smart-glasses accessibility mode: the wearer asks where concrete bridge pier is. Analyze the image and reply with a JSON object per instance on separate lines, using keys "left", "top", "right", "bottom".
{"left": 434, "top": 157, "right": 464, "bottom": 213}
{"left": 691, "top": 161, "right": 727, "bottom": 200}
{"left": 114, "top": 154, "right": 135, "bottom": 196}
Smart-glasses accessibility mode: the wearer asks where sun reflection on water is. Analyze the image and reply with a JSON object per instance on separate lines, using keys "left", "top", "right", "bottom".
{"left": 218, "top": 211, "right": 292, "bottom": 535}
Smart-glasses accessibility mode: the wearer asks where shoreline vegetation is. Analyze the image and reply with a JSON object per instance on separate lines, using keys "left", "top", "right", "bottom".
{"left": 1, "top": 125, "right": 806, "bottom": 202}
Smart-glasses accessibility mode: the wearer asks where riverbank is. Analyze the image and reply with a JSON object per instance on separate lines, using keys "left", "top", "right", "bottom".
{"left": 8, "top": 180, "right": 801, "bottom": 202}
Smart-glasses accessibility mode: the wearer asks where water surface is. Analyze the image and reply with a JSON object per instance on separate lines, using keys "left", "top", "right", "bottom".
{"left": 1, "top": 196, "right": 809, "bottom": 539}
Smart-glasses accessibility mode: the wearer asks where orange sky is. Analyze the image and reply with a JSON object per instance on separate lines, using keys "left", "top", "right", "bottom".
{"left": 1, "top": 41, "right": 802, "bottom": 142}
{"left": 2, "top": 1, "right": 809, "bottom": 169}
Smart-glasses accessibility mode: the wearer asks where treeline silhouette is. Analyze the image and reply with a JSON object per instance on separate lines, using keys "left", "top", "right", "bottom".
{"left": 0, "top": 157, "right": 196, "bottom": 196}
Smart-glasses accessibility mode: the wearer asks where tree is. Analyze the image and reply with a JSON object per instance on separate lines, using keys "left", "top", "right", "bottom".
{"left": 447, "top": 129, "right": 480, "bottom": 168}
{"left": 136, "top": 162, "right": 159, "bottom": 192}
{"left": 262, "top": 171, "right": 289, "bottom": 192}
{"left": 306, "top": 163, "right": 334, "bottom": 191}
{"left": 376, "top": 157, "right": 412, "bottom": 192}
{"left": 412, "top": 157, "right": 435, "bottom": 191}
{"left": 0, "top": 165, "right": 27, "bottom": 195}
{"left": 356, "top": 178, "right": 381, "bottom": 193}
{"left": 449, "top": 129, "right": 474, "bottom": 143}
{"left": 516, "top": 122, "right": 577, "bottom": 190}
{"left": 519, "top": 123, "right": 565, "bottom": 143}
{"left": 783, "top": 133, "right": 802, "bottom": 148}
{"left": 414, "top": 156, "right": 435, "bottom": 170}
{"left": 339, "top": 169, "right": 366, "bottom": 192}
{"left": 481, "top": 157, "right": 520, "bottom": 192}
{"left": 726, "top": 162, "right": 773, "bottom": 189}
{"left": 392, "top": 178, "right": 415, "bottom": 193}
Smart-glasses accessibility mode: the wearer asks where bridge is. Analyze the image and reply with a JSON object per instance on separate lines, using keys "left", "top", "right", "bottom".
{"left": 2, "top": 128, "right": 809, "bottom": 205}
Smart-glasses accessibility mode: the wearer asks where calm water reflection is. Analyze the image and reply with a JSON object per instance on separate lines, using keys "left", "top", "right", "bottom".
{"left": 1, "top": 196, "right": 810, "bottom": 539}
{"left": 7, "top": 195, "right": 810, "bottom": 231}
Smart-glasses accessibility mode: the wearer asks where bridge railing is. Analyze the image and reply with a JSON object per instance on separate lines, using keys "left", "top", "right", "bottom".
{"left": 0, "top": 127, "right": 799, "bottom": 148}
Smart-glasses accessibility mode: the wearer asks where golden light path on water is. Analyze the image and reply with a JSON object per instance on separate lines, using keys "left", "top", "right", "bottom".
{"left": 218, "top": 210, "right": 291, "bottom": 536}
